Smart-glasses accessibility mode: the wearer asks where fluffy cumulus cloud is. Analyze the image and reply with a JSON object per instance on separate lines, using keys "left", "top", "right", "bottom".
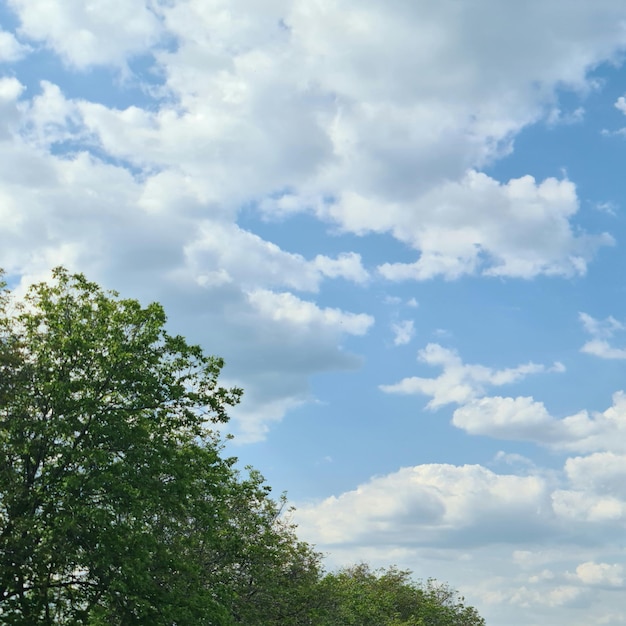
{"left": 0, "top": 76, "right": 373, "bottom": 441}
{"left": 0, "top": 27, "right": 30, "bottom": 62}
{"left": 453, "top": 391, "right": 626, "bottom": 454}
{"left": 180, "top": 222, "right": 369, "bottom": 292}
{"left": 570, "top": 562, "right": 624, "bottom": 587}
{"left": 295, "top": 454, "right": 626, "bottom": 625}
{"left": 296, "top": 464, "right": 554, "bottom": 548}
{"left": 267, "top": 0, "right": 619, "bottom": 278}
{"left": 2, "top": 0, "right": 617, "bottom": 286}
{"left": 246, "top": 289, "right": 373, "bottom": 336}
{"left": 0, "top": 31, "right": 385, "bottom": 440}
{"left": 452, "top": 396, "right": 559, "bottom": 442}
{"left": 373, "top": 172, "right": 611, "bottom": 280}
{"left": 0, "top": 0, "right": 621, "bottom": 292}
{"left": 380, "top": 343, "right": 562, "bottom": 408}
{"left": 375, "top": 342, "right": 626, "bottom": 586}
{"left": 6, "top": 0, "right": 163, "bottom": 68}
{"left": 364, "top": 342, "right": 626, "bottom": 622}
{"left": 381, "top": 342, "right": 626, "bottom": 454}
{"left": 313, "top": 252, "right": 369, "bottom": 284}
{"left": 564, "top": 452, "right": 626, "bottom": 497}
{"left": 453, "top": 391, "right": 626, "bottom": 452}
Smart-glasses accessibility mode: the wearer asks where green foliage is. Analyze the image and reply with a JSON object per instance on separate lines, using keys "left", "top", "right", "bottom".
{"left": 0, "top": 268, "right": 322, "bottom": 624}
{"left": 215, "top": 476, "right": 325, "bottom": 625}
{"left": 317, "top": 564, "right": 486, "bottom": 626}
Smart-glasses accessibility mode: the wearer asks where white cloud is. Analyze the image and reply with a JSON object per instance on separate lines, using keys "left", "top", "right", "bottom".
{"left": 582, "top": 340, "right": 626, "bottom": 359}
{"left": 391, "top": 319, "right": 415, "bottom": 346}
{"left": 0, "top": 70, "right": 378, "bottom": 442}
{"left": 580, "top": 313, "right": 624, "bottom": 337}
{"left": 247, "top": 289, "right": 374, "bottom": 336}
{"left": 564, "top": 452, "right": 626, "bottom": 497}
{"left": 509, "top": 584, "right": 583, "bottom": 608}
{"left": 0, "top": 76, "right": 25, "bottom": 141}
{"left": 552, "top": 490, "right": 626, "bottom": 523}
{"left": 0, "top": 76, "right": 23, "bottom": 101}
{"left": 615, "top": 96, "right": 626, "bottom": 115}
{"left": 313, "top": 252, "right": 369, "bottom": 284}
{"left": 580, "top": 313, "right": 626, "bottom": 359}
{"left": 3, "top": 0, "right": 614, "bottom": 292}
{"left": 181, "top": 222, "right": 368, "bottom": 293}
{"left": 546, "top": 106, "right": 585, "bottom": 126}
{"left": 227, "top": 393, "right": 308, "bottom": 444}
{"left": 528, "top": 568, "right": 555, "bottom": 583}
{"left": 295, "top": 463, "right": 553, "bottom": 547}
{"left": 452, "top": 392, "right": 626, "bottom": 454}
{"left": 380, "top": 341, "right": 626, "bottom": 455}
{"left": 373, "top": 172, "right": 611, "bottom": 281}
{"left": 8, "top": 0, "right": 163, "bottom": 68}
{"left": 2, "top": 7, "right": 626, "bottom": 621}
{"left": 21, "top": 81, "right": 83, "bottom": 147}
{"left": 380, "top": 343, "right": 557, "bottom": 408}
{"left": 594, "top": 201, "right": 618, "bottom": 215}
{"left": 453, "top": 396, "right": 558, "bottom": 441}
{"left": 0, "top": 134, "right": 373, "bottom": 442}
{"left": 0, "top": 28, "right": 30, "bottom": 62}
{"left": 570, "top": 562, "right": 624, "bottom": 587}
{"left": 0, "top": 0, "right": 626, "bottom": 507}
{"left": 294, "top": 458, "right": 626, "bottom": 624}
{"left": 493, "top": 451, "right": 537, "bottom": 469}
{"left": 279, "top": 0, "right": 621, "bottom": 279}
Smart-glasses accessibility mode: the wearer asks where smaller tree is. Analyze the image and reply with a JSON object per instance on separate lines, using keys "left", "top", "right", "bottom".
{"left": 317, "top": 564, "right": 485, "bottom": 626}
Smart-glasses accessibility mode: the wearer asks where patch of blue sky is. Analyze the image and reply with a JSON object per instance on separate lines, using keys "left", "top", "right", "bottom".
{"left": 0, "top": 1, "right": 18, "bottom": 30}
{"left": 1, "top": 3, "right": 176, "bottom": 111}
{"left": 238, "top": 203, "right": 420, "bottom": 268}
{"left": 241, "top": 285, "right": 569, "bottom": 498}
{"left": 487, "top": 63, "right": 626, "bottom": 199}
{"left": 25, "top": 110, "right": 150, "bottom": 180}
{"left": 7, "top": 48, "right": 167, "bottom": 111}
{"left": 51, "top": 140, "right": 149, "bottom": 181}
{"left": 485, "top": 87, "right": 626, "bottom": 288}
{"left": 245, "top": 362, "right": 543, "bottom": 501}
{"left": 3, "top": 273, "right": 21, "bottom": 291}
{"left": 237, "top": 216, "right": 608, "bottom": 487}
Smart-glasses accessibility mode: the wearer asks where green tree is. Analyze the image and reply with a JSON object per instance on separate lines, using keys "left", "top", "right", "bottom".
{"left": 213, "top": 474, "right": 325, "bottom": 625}
{"left": 318, "top": 564, "right": 485, "bottom": 626}
{"left": 0, "top": 268, "right": 247, "bottom": 624}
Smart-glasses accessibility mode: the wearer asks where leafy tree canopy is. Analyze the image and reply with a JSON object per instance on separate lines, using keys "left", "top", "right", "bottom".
{"left": 318, "top": 564, "right": 486, "bottom": 626}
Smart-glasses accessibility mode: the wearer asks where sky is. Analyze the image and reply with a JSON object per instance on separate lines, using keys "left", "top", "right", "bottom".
{"left": 3, "top": 1, "right": 626, "bottom": 624}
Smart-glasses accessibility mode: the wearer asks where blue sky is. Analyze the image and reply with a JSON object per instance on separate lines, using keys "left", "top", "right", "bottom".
{"left": 3, "top": 1, "right": 626, "bottom": 624}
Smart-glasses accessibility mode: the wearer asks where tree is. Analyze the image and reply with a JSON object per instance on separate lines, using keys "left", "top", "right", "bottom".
{"left": 317, "top": 564, "right": 485, "bottom": 626}
{"left": 0, "top": 268, "right": 247, "bottom": 624}
{"left": 210, "top": 473, "right": 325, "bottom": 625}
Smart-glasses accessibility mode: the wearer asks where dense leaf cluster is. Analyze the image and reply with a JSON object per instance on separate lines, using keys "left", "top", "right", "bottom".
{"left": 0, "top": 269, "right": 485, "bottom": 625}
{"left": 318, "top": 565, "right": 485, "bottom": 626}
